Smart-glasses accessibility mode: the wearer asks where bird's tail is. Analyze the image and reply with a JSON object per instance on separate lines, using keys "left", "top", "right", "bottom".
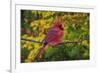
{"left": 35, "top": 44, "right": 46, "bottom": 60}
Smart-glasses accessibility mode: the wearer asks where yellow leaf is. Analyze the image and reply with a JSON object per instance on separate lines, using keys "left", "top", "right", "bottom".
{"left": 28, "top": 45, "right": 33, "bottom": 50}
{"left": 82, "top": 40, "right": 89, "bottom": 46}
{"left": 22, "top": 44, "right": 28, "bottom": 48}
{"left": 27, "top": 50, "right": 35, "bottom": 61}
{"left": 22, "top": 34, "right": 28, "bottom": 38}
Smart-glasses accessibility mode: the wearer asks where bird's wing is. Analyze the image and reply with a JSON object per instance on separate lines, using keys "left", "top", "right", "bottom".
{"left": 44, "top": 29, "right": 58, "bottom": 43}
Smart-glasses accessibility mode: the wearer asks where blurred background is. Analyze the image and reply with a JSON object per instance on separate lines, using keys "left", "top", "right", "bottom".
{"left": 21, "top": 10, "right": 90, "bottom": 63}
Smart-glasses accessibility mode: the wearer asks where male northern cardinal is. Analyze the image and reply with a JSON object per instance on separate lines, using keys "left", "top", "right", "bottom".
{"left": 35, "top": 16, "right": 64, "bottom": 60}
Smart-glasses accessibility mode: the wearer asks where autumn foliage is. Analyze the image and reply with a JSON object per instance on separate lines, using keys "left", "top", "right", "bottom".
{"left": 21, "top": 10, "right": 90, "bottom": 63}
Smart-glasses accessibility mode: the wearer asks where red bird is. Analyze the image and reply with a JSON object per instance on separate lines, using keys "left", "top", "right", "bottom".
{"left": 35, "top": 16, "right": 64, "bottom": 60}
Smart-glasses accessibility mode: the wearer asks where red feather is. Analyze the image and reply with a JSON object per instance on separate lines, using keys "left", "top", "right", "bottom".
{"left": 35, "top": 17, "right": 64, "bottom": 60}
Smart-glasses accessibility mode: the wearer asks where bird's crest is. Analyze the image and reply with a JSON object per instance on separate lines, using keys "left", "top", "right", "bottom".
{"left": 53, "top": 16, "right": 64, "bottom": 30}
{"left": 54, "top": 16, "right": 62, "bottom": 26}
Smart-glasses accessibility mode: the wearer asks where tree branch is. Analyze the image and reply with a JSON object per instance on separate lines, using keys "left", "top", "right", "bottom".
{"left": 21, "top": 38, "right": 82, "bottom": 45}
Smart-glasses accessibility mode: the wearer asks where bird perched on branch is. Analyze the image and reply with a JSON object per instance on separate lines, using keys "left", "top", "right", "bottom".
{"left": 35, "top": 16, "right": 64, "bottom": 60}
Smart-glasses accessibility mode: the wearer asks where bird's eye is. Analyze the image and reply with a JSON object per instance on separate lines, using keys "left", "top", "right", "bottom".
{"left": 61, "top": 27, "right": 64, "bottom": 30}
{"left": 59, "top": 25, "right": 64, "bottom": 30}
{"left": 59, "top": 24, "right": 62, "bottom": 27}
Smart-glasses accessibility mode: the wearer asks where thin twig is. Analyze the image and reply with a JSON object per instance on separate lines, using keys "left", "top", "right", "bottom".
{"left": 21, "top": 38, "right": 43, "bottom": 44}
{"left": 59, "top": 41, "right": 82, "bottom": 45}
